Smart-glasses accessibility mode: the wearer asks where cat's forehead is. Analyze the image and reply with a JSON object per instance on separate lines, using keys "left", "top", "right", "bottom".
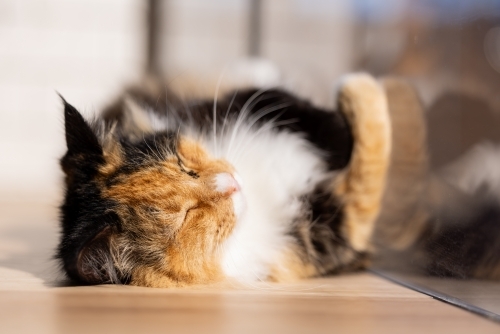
{"left": 121, "top": 131, "right": 177, "bottom": 156}
{"left": 97, "top": 131, "right": 177, "bottom": 175}
{"left": 97, "top": 134, "right": 226, "bottom": 187}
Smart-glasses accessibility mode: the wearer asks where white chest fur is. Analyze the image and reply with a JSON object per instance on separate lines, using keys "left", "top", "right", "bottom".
{"left": 204, "top": 124, "right": 328, "bottom": 282}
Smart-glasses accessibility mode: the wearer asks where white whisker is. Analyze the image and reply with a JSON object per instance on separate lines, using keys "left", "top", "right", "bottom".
{"left": 181, "top": 99, "right": 194, "bottom": 127}
{"left": 226, "top": 88, "right": 270, "bottom": 158}
{"left": 227, "top": 103, "right": 291, "bottom": 163}
{"left": 212, "top": 68, "right": 228, "bottom": 157}
{"left": 231, "top": 115, "right": 294, "bottom": 165}
{"left": 142, "top": 133, "right": 162, "bottom": 161}
{"left": 221, "top": 90, "right": 238, "bottom": 139}
{"left": 152, "top": 133, "right": 163, "bottom": 160}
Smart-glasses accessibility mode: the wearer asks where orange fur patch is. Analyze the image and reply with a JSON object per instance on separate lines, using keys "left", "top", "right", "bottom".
{"left": 100, "top": 137, "right": 238, "bottom": 287}
{"left": 335, "top": 74, "right": 392, "bottom": 252}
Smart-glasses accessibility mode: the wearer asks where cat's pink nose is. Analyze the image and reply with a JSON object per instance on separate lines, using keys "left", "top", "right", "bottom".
{"left": 214, "top": 172, "right": 241, "bottom": 196}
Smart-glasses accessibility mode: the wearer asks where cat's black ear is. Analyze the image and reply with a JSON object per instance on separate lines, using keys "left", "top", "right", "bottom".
{"left": 76, "top": 226, "right": 117, "bottom": 284}
{"left": 60, "top": 94, "right": 102, "bottom": 156}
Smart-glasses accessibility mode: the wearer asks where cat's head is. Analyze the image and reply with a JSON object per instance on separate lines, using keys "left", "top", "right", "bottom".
{"left": 58, "top": 98, "right": 243, "bottom": 287}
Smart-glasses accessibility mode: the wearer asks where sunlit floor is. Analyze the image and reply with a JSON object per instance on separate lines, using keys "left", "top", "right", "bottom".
{"left": 0, "top": 196, "right": 498, "bottom": 334}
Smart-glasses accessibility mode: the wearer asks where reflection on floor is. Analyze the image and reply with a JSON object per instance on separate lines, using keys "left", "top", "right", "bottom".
{"left": 376, "top": 269, "right": 500, "bottom": 321}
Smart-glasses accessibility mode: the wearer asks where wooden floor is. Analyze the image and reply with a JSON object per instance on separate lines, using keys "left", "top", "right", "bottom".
{"left": 1, "top": 197, "right": 499, "bottom": 334}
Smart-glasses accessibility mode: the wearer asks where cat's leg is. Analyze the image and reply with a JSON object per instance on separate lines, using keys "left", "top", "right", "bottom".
{"left": 269, "top": 74, "right": 391, "bottom": 280}
{"left": 333, "top": 73, "right": 391, "bottom": 253}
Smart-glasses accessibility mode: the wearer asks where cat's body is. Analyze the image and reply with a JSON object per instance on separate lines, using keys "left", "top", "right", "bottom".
{"left": 58, "top": 68, "right": 500, "bottom": 287}
{"left": 59, "top": 73, "right": 391, "bottom": 287}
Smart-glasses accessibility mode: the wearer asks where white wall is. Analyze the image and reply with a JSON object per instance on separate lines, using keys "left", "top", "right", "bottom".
{"left": 0, "top": 0, "right": 146, "bottom": 199}
{"left": 158, "top": 0, "right": 356, "bottom": 107}
{"left": 0, "top": 0, "right": 359, "bottom": 199}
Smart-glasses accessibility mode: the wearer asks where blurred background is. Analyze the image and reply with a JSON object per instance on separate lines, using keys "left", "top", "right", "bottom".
{"left": 2, "top": 0, "right": 500, "bottom": 200}
{"left": 1, "top": 0, "right": 500, "bottom": 314}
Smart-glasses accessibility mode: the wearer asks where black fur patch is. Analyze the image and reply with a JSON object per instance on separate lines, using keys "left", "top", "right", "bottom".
{"left": 222, "top": 89, "right": 353, "bottom": 171}
{"left": 102, "top": 88, "right": 354, "bottom": 172}
{"left": 59, "top": 99, "right": 120, "bottom": 283}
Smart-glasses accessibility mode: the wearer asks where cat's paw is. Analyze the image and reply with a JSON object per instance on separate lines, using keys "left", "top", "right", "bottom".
{"left": 334, "top": 73, "right": 391, "bottom": 252}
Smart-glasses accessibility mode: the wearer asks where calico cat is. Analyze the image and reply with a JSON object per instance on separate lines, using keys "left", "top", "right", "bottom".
{"left": 58, "top": 66, "right": 500, "bottom": 287}
{"left": 58, "top": 73, "right": 391, "bottom": 287}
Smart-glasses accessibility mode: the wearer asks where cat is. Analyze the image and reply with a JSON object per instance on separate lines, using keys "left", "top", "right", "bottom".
{"left": 57, "top": 72, "right": 392, "bottom": 287}
{"left": 58, "top": 66, "right": 500, "bottom": 287}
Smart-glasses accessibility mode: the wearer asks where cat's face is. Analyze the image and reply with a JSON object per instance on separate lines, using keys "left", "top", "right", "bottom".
{"left": 59, "top": 100, "right": 243, "bottom": 287}
{"left": 103, "top": 137, "right": 243, "bottom": 286}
